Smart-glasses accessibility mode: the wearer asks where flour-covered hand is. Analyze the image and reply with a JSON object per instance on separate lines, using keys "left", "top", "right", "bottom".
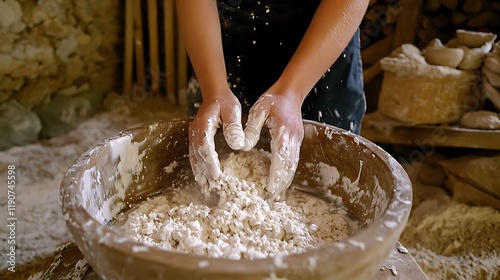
{"left": 189, "top": 94, "right": 245, "bottom": 197}
{"left": 243, "top": 93, "right": 304, "bottom": 202}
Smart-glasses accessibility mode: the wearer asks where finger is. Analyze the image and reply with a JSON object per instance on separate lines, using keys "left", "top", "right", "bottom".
{"left": 199, "top": 115, "right": 222, "bottom": 180}
{"left": 267, "top": 125, "right": 302, "bottom": 202}
{"left": 190, "top": 114, "right": 222, "bottom": 182}
{"left": 243, "top": 94, "right": 271, "bottom": 151}
{"left": 221, "top": 104, "right": 245, "bottom": 150}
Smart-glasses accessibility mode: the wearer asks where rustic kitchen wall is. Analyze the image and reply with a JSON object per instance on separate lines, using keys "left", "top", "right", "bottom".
{"left": 0, "top": 0, "right": 122, "bottom": 150}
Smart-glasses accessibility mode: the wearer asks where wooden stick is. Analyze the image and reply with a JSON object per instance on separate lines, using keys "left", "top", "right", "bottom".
{"left": 176, "top": 23, "right": 188, "bottom": 102}
{"left": 393, "top": 0, "right": 423, "bottom": 49}
{"left": 147, "top": 0, "right": 160, "bottom": 93}
{"left": 363, "top": 61, "right": 382, "bottom": 85}
{"left": 361, "top": 34, "right": 394, "bottom": 65}
{"left": 123, "top": 0, "right": 134, "bottom": 95}
{"left": 133, "top": 0, "right": 145, "bottom": 87}
{"left": 164, "top": 0, "right": 176, "bottom": 103}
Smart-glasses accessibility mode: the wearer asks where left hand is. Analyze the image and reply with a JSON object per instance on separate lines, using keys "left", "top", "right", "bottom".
{"left": 243, "top": 92, "right": 304, "bottom": 202}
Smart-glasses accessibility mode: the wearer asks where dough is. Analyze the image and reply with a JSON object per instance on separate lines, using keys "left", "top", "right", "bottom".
{"left": 461, "top": 111, "right": 500, "bottom": 129}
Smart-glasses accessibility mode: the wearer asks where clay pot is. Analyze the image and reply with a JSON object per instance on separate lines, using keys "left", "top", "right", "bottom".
{"left": 60, "top": 118, "right": 412, "bottom": 280}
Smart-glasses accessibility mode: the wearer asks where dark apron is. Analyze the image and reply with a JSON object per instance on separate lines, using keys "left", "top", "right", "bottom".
{"left": 187, "top": 0, "right": 366, "bottom": 134}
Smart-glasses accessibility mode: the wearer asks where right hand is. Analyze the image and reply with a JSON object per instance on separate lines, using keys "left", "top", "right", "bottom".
{"left": 189, "top": 91, "right": 245, "bottom": 197}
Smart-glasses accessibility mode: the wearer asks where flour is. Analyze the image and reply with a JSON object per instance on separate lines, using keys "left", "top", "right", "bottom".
{"left": 400, "top": 161, "right": 500, "bottom": 280}
{"left": 401, "top": 202, "right": 500, "bottom": 280}
{"left": 120, "top": 149, "right": 350, "bottom": 260}
{"left": 380, "top": 43, "right": 472, "bottom": 78}
{"left": 0, "top": 96, "right": 184, "bottom": 278}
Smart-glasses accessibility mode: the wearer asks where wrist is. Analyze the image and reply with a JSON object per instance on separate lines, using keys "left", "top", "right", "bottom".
{"left": 267, "top": 81, "right": 308, "bottom": 108}
{"left": 201, "top": 85, "right": 234, "bottom": 102}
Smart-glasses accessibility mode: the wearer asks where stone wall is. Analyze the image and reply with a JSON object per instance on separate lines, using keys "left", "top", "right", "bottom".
{"left": 0, "top": 0, "right": 122, "bottom": 150}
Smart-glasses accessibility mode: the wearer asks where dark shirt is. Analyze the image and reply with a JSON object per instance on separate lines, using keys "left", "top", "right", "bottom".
{"left": 189, "top": 0, "right": 366, "bottom": 133}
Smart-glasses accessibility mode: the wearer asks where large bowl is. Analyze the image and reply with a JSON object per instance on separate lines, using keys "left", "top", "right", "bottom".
{"left": 61, "top": 118, "right": 412, "bottom": 280}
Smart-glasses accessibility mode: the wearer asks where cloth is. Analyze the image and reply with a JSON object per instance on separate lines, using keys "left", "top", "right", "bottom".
{"left": 187, "top": 0, "right": 366, "bottom": 134}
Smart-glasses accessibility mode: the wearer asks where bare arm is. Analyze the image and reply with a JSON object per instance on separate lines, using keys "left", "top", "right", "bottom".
{"left": 176, "top": 0, "right": 229, "bottom": 97}
{"left": 244, "top": 0, "right": 369, "bottom": 201}
{"left": 270, "top": 0, "right": 369, "bottom": 103}
{"left": 177, "top": 0, "right": 245, "bottom": 193}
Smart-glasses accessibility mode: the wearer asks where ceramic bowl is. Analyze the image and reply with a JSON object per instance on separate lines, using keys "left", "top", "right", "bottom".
{"left": 61, "top": 118, "right": 412, "bottom": 280}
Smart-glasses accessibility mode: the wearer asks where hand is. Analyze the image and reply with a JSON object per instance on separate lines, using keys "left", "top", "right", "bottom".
{"left": 189, "top": 92, "right": 245, "bottom": 198}
{"left": 243, "top": 92, "right": 304, "bottom": 202}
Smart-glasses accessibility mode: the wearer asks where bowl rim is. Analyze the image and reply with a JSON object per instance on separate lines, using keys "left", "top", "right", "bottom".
{"left": 60, "top": 118, "right": 413, "bottom": 275}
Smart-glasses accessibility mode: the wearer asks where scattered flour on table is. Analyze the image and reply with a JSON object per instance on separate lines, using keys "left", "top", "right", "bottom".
{"left": 400, "top": 165, "right": 500, "bottom": 280}
{"left": 401, "top": 202, "right": 500, "bottom": 280}
{"left": 121, "top": 149, "right": 350, "bottom": 260}
{"left": 0, "top": 99, "right": 184, "bottom": 278}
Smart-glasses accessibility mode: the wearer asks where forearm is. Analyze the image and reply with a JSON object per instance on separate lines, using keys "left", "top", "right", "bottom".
{"left": 176, "top": 0, "right": 230, "bottom": 98}
{"left": 273, "top": 0, "right": 369, "bottom": 103}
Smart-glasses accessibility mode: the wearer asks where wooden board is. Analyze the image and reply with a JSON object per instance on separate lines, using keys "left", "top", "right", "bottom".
{"left": 393, "top": 0, "right": 424, "bottom": 48}
{"left": 176, "top": 27, "right": 188, "bottom": 100}
{"left": 123, "top": 0, "right": 134, "bottom": 95}
{"left": 164, "top": 0, "right": 177, "bottom": 103}
{"left": 147, "top": 0, "right": 160, "bottom": 93}
{"left": 361, "top": 112, "right": 500, "bottom": 150}
{"left": 133, "top": 0, "right": 146, "bottom": 86}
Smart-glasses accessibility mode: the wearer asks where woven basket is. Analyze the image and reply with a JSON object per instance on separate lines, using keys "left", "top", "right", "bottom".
{"left": 378, "top": 63, "right": 479, "bottom": 124}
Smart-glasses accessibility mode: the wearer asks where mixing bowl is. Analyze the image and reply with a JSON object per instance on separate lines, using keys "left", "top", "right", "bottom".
{"left": 61, "top": 118, "right": 412, "bottom": 280}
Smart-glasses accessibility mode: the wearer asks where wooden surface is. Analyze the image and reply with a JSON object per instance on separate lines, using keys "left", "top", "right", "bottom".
{"left": 133, "top": 0, "right": 146, "bottom": 85}
{"left": 123, "top": 0, "right": 134, "bottom": 95}
{"left": 361, "top": 112, "right": 500, "bottom": 150}
{"left": 393, "top": 0, "right": 423, "bottom": 48}
{"left": 147, "top": 0, "right": 160, "bottom": 92}
{"left": 122, "top": 0, "right": 187, "bottom": 101}
{"left": 164, "top": 0, "right": 176, "bottom": 103}
{"left": 35, "top": 242, "right": 428, "bottom": 280}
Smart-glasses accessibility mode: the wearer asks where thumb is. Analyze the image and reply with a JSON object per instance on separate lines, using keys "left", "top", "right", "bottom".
{"left": 243, "top": 95, "right": 271, "bottom": 151}
{"left": 222, "top": 104, "right": 245, "bottom": 150}
{"left": 267, "top": 125, "right": 302, "bottom": 201}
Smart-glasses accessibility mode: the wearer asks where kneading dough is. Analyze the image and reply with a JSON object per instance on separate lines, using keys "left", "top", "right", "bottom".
{"left": 461, "top": 111, "right": 500, "bottom": 129}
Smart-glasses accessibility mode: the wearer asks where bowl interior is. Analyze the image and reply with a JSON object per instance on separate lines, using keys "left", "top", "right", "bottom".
{"left": 61, "top": 118, "right": 412, "bottom": 280}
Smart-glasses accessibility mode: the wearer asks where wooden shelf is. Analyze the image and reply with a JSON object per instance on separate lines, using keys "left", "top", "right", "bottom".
{"left": 360, "top": 112, "right": 500, "bottom": 150}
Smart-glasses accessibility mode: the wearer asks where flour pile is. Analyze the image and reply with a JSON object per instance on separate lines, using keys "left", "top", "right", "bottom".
{"left": 122, "top": 149, "right": 350, "bottom": 260}
{"left": 400, "top": 161, "right": 500, "bottom": 280}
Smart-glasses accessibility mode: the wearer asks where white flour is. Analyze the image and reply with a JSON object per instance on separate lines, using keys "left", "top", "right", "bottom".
{"left": 400, "top": 161, "right": 500, "bottom": 280}
{"left": 0, "top": 96, "right": 184, "bottom": 278}
{"left": 120, "top": 149, "right": 350, "bottom": 260}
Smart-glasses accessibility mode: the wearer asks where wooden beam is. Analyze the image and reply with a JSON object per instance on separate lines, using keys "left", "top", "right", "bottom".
{"left": 393, "top": 0, "right": 424, "bottom": 49}
{"left": 361, "top": 34, "right": 394, "bottom": 65}
{"left": 176, "top": 23, "right": 188, "bottom": 100}
{"left": 147, "top": 0, "right": 160, "bottom": 93}
{"left": 164, "top": 0, "right": 176, "bottom": 103}
{"left": 123, "top": 0, "right": 134, "bottom": 95}
{"left": 133, "top": 0, "right": 145, "bottom": 87}
{"left": 363, "top": 61, "right": 382, "bottom": 85}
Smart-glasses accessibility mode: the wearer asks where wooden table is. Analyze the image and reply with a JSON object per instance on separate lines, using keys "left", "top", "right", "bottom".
{"left": 360, "top": 112, "right": 500, "bottom": 150}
